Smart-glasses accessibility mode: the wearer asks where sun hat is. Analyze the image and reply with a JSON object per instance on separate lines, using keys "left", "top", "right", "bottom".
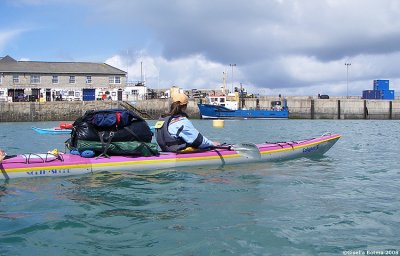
{"left": 172, "top": 93, "right": 189, "bottom": 105}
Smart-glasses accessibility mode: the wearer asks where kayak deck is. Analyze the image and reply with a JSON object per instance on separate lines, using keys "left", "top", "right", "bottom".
{"left": 0, "top": 133, "right": 341, "bottom": 179}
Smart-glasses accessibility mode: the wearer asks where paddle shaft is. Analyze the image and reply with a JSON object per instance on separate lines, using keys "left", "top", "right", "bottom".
{"left": 212, "top": 143, "right": 261, "bottom": 159}
{"left": 212, "top": 145, "right": 233, "bottom": 150}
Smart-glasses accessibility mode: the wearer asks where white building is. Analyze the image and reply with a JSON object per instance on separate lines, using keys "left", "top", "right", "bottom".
{"left": 124, "top": 82, "right": 148, "bottom": 101}
{"left": 0, "top": 55, "right": 127, "bottom": 102}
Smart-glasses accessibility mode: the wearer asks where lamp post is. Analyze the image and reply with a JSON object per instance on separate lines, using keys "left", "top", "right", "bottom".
{"left": 229, "top": 64, "right": 236, "bottom": 93}
{"left": 126, "top": 49, "right": 129, "bottom": 84}
{"left": 345, "top": 63, "right": 351, "bottom": 99}
{"left": 222, "top": 71, "right": 227, "bottom": 94}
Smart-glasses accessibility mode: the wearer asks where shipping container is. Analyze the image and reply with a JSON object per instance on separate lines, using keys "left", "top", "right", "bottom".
{"left": 363, "top": 89, "right": 395, "bottom": 100}
{"left": 373, "top": 80, "right": 389, "bottom": 91}
{"left": 382, "top": 90, "right": 395, "bottom": 100}
{"left": 362, "top": 90, "right": 383, "bottom": 99}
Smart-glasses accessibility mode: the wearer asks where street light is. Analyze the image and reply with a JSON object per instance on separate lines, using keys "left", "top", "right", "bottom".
{"left": 126, "top": 49, "right": 129, "bottom": 84}
{"left": 345, "top": 63, "right": 351, "bottom": 99}
{"left": 229, "top": 64, "right": 236, "bottom": 93}
{"left": 222, "top": 71, "right": 227, "bottom": 94}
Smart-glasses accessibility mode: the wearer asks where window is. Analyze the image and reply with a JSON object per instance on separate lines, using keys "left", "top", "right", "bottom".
{"left": 0, "top": 91, "right": 4, "bottom": 96}
{"left": 131, "top": 90, "right": 138, "bottom": 95}
{"left": 52, "top": 75, "right": 59, "bottom": 84}
{"left": 30, "top": 75, "right": 40, "bottom": 84}
{"left": 0, "top": 75, "right": 2, "bottom": 84}
{"left": 86, "top": 76, "right": 92, "bottom": 84}
{"left": 13, "top": 74, "right": 19, "bottom": 83}
{"left": 69, "top": 76, "right": 76, "bottom": 84}
{"left": 109, "top": 76, "right": 121, "bottom": 84}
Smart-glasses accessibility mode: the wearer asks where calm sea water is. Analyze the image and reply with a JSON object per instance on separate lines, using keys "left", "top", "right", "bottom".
{"left": 0, "top": 120, "right": 399, "bottom": 256}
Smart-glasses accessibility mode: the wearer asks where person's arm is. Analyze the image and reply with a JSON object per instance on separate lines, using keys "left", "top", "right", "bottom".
{"left": 0, "top": 149, "right": 6, "bottom": 162}
{"left": 169, "top": 117, "right": 217, "bottom": 148}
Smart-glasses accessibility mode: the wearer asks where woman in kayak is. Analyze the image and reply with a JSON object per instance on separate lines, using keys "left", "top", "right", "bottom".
{"left": 155, "top": 93, "right": 220, "bottom": 152}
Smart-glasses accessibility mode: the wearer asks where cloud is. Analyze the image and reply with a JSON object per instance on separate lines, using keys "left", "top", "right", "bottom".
{"left": 87, "top": 0, "right": 400, "bottom": 95}
{"left": 106, "top": 53, "right": 227, "bottom": 91}
{"left": 6, "top": 0, "right": 400, "bottom": 96}
{"left": 0, "top": 29, "right": 24, "bottom": 52}
{"left": 6, "top": 0, "right": 65, "bottom": 6}
{"left": 86, "top": 1, "right": 400, "bottom": 59}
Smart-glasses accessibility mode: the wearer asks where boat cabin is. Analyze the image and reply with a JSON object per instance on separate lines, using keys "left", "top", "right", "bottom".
{"left": 271, "top": 100, "right": 288, "bottom": 111}
{"left": 209, "top": 96, "right": 226, "bottom": 106}
{"left": 208, "top": 93, "right": 239, "bottom": 110}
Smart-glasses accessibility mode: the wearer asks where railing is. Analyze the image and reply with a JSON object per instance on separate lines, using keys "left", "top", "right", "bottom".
{"left": 120, "top": 101, "right": 153, "bottom": 119}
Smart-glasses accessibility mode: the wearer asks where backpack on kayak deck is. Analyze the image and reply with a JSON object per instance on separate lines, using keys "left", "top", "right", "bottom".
{"left": 67, "top": 109, "right": 158, "bottom": 157}
{"left": 72, "top": 109, "right": 152, "bottom": 140}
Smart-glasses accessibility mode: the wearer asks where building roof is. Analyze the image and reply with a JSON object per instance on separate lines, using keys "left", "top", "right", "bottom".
{"left": 0, "top": 55, "right": 126, "bottom": 75}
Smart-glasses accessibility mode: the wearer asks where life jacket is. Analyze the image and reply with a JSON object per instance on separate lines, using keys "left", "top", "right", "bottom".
{"left": 155, "top": 116, "right": 187, "bottom": 152}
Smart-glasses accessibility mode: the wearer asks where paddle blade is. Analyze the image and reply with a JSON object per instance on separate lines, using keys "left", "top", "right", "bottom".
{"left": 231, "top": 143, "right": 261, "bottom": 159}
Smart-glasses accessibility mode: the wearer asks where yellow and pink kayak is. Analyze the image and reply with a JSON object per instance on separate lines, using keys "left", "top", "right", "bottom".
{"left": 0, "top": 133, "right": 341, "bottom": 180}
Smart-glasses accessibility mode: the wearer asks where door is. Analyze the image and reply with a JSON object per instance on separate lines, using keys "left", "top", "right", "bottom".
{"left": 82, "top": 89, "right": 95, "bottom": 101}
{"left": 46, "top": 89, "right": 51, "bottom": 101}
{"left": 118, "top": 89, "right": 123, "bottom": 101}
{"left": 32, "top": 88, "right": 40, "bottom": 102}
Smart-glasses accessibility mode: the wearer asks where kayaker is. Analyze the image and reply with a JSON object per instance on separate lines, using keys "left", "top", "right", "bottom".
{"left": 155, "top": 93, "right": 220, "bottom": 152}
{"left": 0, "top": 149, "right": 6, "bottom": 162}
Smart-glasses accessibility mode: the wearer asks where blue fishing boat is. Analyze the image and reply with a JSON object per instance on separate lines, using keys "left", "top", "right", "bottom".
{"left": 197, "top": 94, "right": 289, "bottom": 119}
{"left": 198, "top": 104, "right": 288, "bottom": 119}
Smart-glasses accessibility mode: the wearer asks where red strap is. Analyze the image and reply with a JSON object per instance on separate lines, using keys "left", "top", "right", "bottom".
{"left": 116, "top": 112, "right": 121, "bottom": 126}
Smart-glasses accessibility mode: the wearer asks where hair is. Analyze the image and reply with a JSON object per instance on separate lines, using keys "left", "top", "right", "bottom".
{"left": 162, "top": 101, "right": 188, "bottom": 118}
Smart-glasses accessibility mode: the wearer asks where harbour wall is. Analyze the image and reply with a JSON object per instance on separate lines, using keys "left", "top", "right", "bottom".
{"left": 0, "top": 101, "right": 120, "bottom": 122}
{"left": 134, "top": 97, "right": 400, "bottom": 120}
{"left": 0, "top": 97, "right": 399, "bottom": 122}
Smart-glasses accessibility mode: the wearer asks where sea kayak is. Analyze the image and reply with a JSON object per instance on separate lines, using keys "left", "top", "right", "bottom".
{"left": 32, "top": 126, "right": 156, "bottom": 135}
{"left": 0, "top": 133, "right": 341, "bottom": 180}
{"left": 32, "top": 127, "right": 72, "bottom": 135}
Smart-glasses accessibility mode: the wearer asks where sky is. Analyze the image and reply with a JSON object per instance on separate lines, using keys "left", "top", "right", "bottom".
{"left": 1, "top": 0, "right": 400, "bottom": 97}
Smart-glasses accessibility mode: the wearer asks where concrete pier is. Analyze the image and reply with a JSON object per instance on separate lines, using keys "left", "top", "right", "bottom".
{"left": 0, "top": 97, "right": 399, "bottom": 122}
{"left": 0, "top": 101, "right": 120, "bottom": 122}
{"left": 133, "top": 97, "right": 400, "bottom": 120}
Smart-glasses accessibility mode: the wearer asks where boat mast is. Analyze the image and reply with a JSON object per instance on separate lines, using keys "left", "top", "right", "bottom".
{"left": 222, "top": 71, "right": 227, "bottom": 95}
